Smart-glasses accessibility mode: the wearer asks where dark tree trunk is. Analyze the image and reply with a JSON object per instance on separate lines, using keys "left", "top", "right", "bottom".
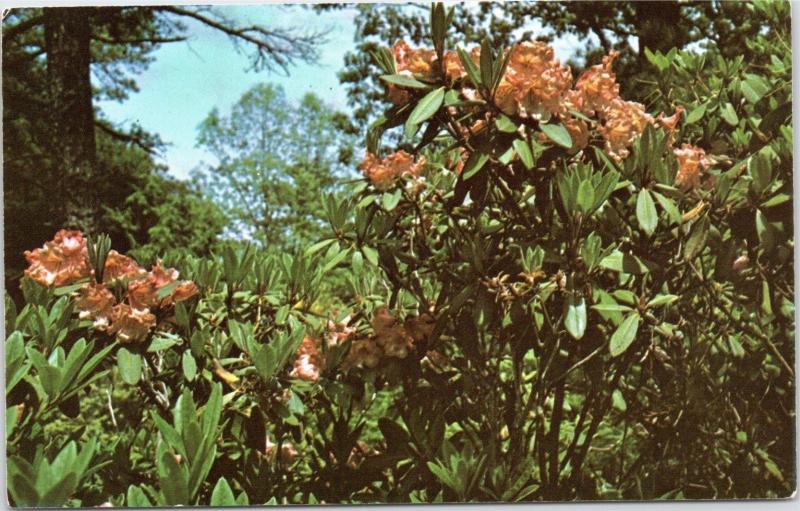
{"left": 43, "top": 7, "right": 98, "bottom": 232}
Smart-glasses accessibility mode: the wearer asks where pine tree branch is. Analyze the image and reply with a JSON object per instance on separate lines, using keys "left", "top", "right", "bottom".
{"left": 157, "top": 5, "right": 325, "bottom": 73}
{"left": 2, "top": 13, "right": 44, "bottom": 44}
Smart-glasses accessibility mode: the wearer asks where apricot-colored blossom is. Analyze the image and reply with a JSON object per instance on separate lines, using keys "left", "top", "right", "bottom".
{"left": 673, "top": 144, "right": 713, "bottom": 190}
{"left": 103, "top": 250, "right": 145, "bottom": 285}
{"left": 657, "top": 105, "right": 684, "bottom": 146}
{"left": 443, "top": 51, "right": 466, "bottom": 81}
{"left": 360, "top": 151, "right": 426, "bottom": 190}
{"left": 505, "top": 41, "right": 573, "bottom": 120}
{"left": 24, "top": 230, "right": 91, "bottom": 286}
{"left": 109, "top": 304, "right": 156, "bottom": 343}
{"left": 372, "top": 307, "right": 414, "bottom": 359}
{"left": 326, "top": 315, "right": 356, "bottom": 348}
{"left": 265, "top": 436, "right": 298, "bottom": 463}
{"left": 732, "top": 254, "right": 750, "bottom": 272}
{"left": 74, "top": 282, "right": 115, "bottom": 329}
{"left": 393, "top": 40, "right": 437, "bottom": 78}
{"left": 127, "top": 273, "right": 160, "bottom": 309}
{"left": 598, "top": 99, "right": 654, "bottom": 161}
{"left": 494, "top": 79, "right": 519, "bottom": 116}
{"left": 290, "top": 335, "right": 325, "bottom": 382}
{"left": 387, "top": 40, "right": 437, "bottom": 105}
{"left": 172, "top": 281, "right": 199, "bottom": 303}
{"left": 128, "top": 261, "right": 195, "bottom": 308}
{"left": 344, "top": 338, "right": 383, "bottom": 369}
{"left": 575, "top": 50, "right": 621, "bottom": 115}
{"left": 404, "top": 313, "right": 436, "bottom": 343}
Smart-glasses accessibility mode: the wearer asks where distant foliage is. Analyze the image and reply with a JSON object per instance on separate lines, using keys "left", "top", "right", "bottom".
{"left": 193, "top": 84, "right": 358, "bottom": 247}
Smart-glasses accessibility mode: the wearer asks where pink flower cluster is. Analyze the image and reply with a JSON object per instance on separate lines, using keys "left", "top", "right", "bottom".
{"left": 384, "top": 40, "right": 713, "bottom": 189}
{"left": 359, "top": 150, "right": 426, "bottom": 190}
{"left": 342, "top": 307, "right": 435, "bottom": 370}
{"left": 289, "top": 335, "right": 325, "bottom": 382}
{"left": 24, "top": 230, "right": 198, "bottom": 343}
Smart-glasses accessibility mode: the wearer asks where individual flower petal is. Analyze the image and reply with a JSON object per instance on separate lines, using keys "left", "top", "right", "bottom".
{"left": 392, "top": 39, "right": 437, "bottom": 78}
{"left": 109, "top": 304, "right": 156, "bottom": 343}
{"left": 290, "top": 335, "right": 324, "bottom": 382}
{"left": 171, "top": 281, "right": 199, "bottom": 302}
{"left": 575, "top": 50, "right": 621, "bottom": 116}
{"left": 103, "top": 250, "right": 145, "bottom": 285}
{"left": 442, "top": 51, "right": 466, "bottom": 81}
{"left": 74, "top": 282, "right": 115, "bottom": 330}
{"left": 673, "top": 144, "right": 713, "bottom": 190}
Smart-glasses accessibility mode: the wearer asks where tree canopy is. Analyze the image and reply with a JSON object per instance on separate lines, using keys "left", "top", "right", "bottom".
{"left": 193, "top": 84, "right": 358, "bottom": 247}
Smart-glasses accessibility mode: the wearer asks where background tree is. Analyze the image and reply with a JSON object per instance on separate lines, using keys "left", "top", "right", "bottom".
{"left": 193, "top": 84, "right": 357, "bottom": 247}
{"left": 323, "top": 1, "right": 771, "bottom": 126}
{"left": 3, "top": 6, "right": 325, "bottom": 292}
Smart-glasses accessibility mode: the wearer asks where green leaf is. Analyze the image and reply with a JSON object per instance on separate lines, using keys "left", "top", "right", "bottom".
{"left": 495, "top": 114, "right": 518, "bottom": 133}
{"left": 742, "top": 74, "right": 769, "bottom": 103}
{"left": 210, "top": 477, "right": 236, "bottom": 506}
{"left": 117, "top": 347, "right": 142, "bottom": 385}
{"left": 148, "top": 334, "right": 182, "bottom": 352}
{"left": 591, "top": 303, "right": 633, "bottom": 313}
{"left": 748, "top": 153, "right": 771, "bottom": 194}
{"left": 379, "top": 74, "right": 432, "bottom": 89}
{"left": 404, "top": 87, "right": 445, "bottom": 138}
{"left": 646, "top": 294, "right": 679, "bottom": 308}
{"left": 540, "top": 122, "right": 572, "bottom": 148}
{"left": 720, "top": 102, "right": 739, "bottom": 126}
{"left": 158, "top": 448, "right": 189, "bottom": 506}
{"left": 382, "top": 188, "right": 402, "bottom": 211}
{"left": 182, "top": 351, "right": 197, "bottom": 382}
{"left": 512, "top": 139, "right": 534, "bottom": 170}
{"left": 461, "top": 151, "right": 490, "bottom": 180}
{"left": 305, "top": 238, "right": 335, "bottom": 256}
{"left": 362, "top": 246, "right": 379, "bottom": 266}
{"left": 52, "top": 281, "right": 89, "bottom": 297}
{"left": 652, "top": 191, "right": 682, "bottom": 225}
{"left": 152, "top": 413, "right": 188, "bottom": 460}
{"left": 684, "top": 103, "right": 706, "bottom": 124}
{"left": 612, "top": 389, "right": 627, "bottom": 411}
{"left": 479, "top": 38, "right": 494, "bottom": 90}
{"left": 762, "top": 193, "right": 791, "bottom": 208}
{"left": 636, "top": 189, "right": 658, "bottom": 236}
{"left": 127, "top": 486, "right": 153, "bottom": 507}
{"left": 683, "top": 216, "right": 710, "bottom": 261}
{"left": 157, "top": 281, "right": 180, "bottom": 299}
{"left": 609, "top": 312, "right": 640, "bottom": 357}
{"left": 599, "top": 251, "right": 650, "bottom": 274}
{"left": 457, "top": 46, "right": 482, "bottom": 87}
{"left": 576, "top": 180, "right": 595, "bottom": 214}
{"left": 564, "top": 293, "right": 587, "bottom": 340}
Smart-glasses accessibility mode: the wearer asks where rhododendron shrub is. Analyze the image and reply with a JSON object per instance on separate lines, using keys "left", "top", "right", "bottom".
{"left": 5, "top": 3, "right": 793, "bottom": 506}
{"left": 331, "top": 2, "right": 792, "bottom": 501}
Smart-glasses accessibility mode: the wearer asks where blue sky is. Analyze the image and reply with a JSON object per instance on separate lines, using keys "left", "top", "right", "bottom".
{"left": 96, "top": 4, "right": 358, "bottom": 180}
{"left": 95, "top": 3, "right": 594, "bottom": 181}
